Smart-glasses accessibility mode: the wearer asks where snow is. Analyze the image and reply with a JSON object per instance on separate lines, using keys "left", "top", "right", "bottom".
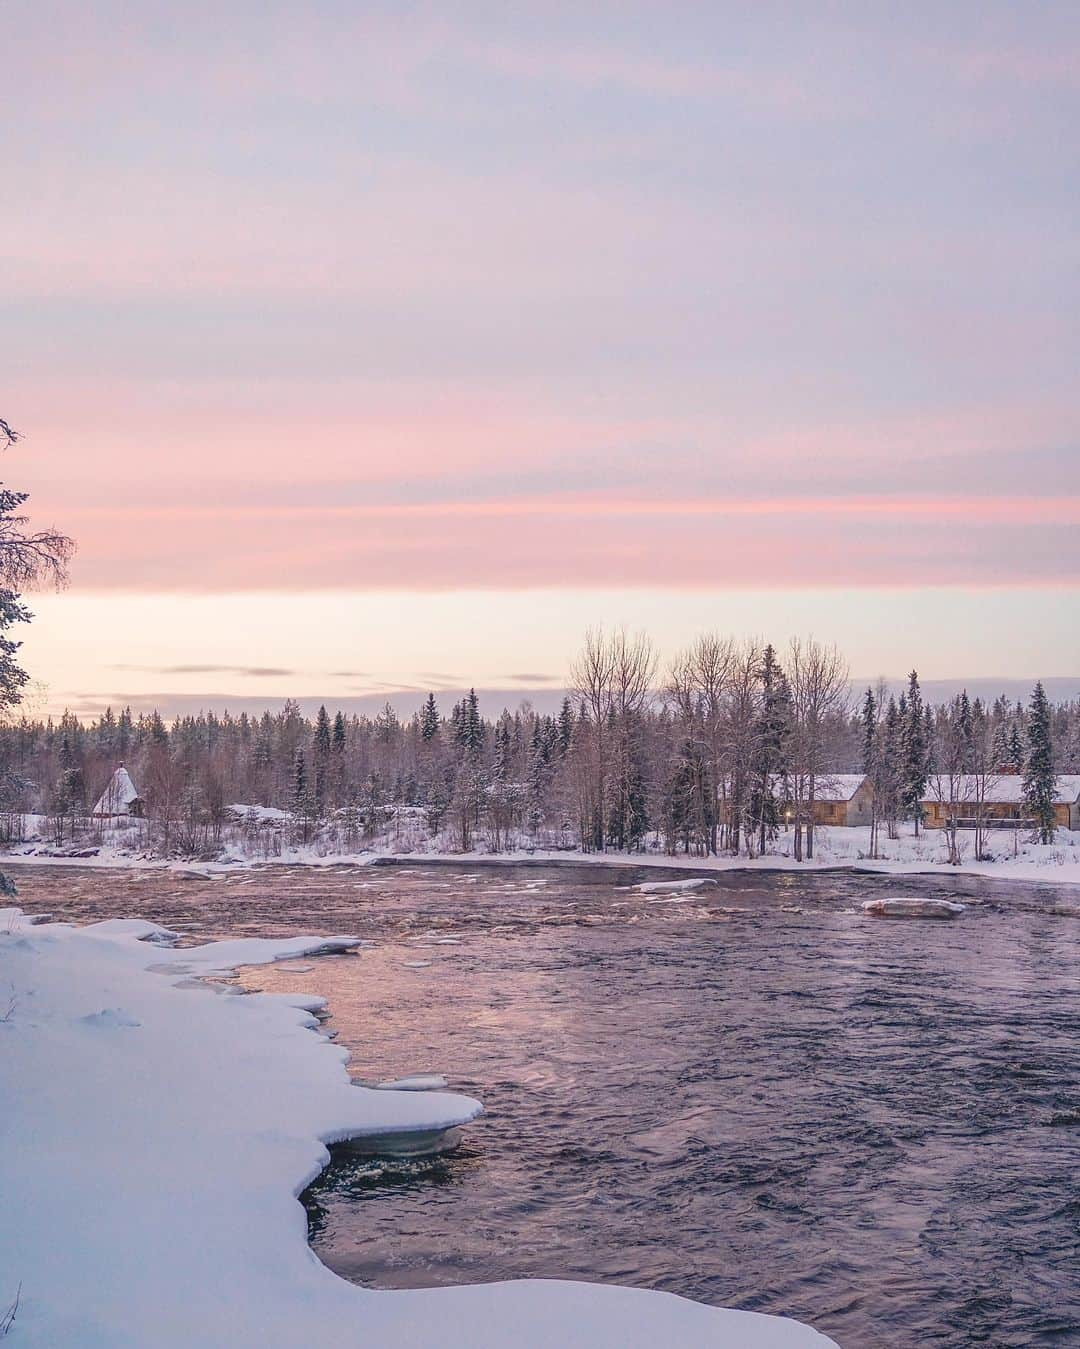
{"left": 373, "top": 1073, "right": 452, "bottom": 1091}
{"left": 810, "top": 773, "right": 868, "bottom": 802}
{"left": 637, "top": 878, "right": 710, "bottom": 894}
{"left": 861, "top": 897, "right": 967, "bottom": 920}
{"left": 10, "top": 811, "right": 1080, "bottom": 888}
{"left": 923, "top": 773, "right": 1080, "bottom": 804}
{"left": 0, "top": 907, "right": 838, "bottom": 1348}
{"left": 228, "top": 802, "right": 294, "bottom": 822}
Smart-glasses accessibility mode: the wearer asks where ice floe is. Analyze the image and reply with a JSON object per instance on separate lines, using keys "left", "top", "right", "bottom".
{"left": 636, "top": 878, "right": 710, "bottom": 894}
{"left": 373, "top": 1073, "right": 451, "bottom": 1092}
{"left": 861, "top": 897, "right": 966, "bottom": 920}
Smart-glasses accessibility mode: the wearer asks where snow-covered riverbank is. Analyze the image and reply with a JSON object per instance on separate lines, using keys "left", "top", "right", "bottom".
{"left": 0, "top": 907, "right": 837, "bottom": 1347}
{"left": 7, "top": 819, "right": 1080, "bottom": 887}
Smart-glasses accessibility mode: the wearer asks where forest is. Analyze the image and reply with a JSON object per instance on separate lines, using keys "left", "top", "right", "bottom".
{"left": 4, "top": 632, "right": 1076, "bottom": 862}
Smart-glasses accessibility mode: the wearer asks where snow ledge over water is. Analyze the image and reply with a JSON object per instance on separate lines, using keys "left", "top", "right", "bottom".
{"left": 0, "top": 907, "right": 837, "bottom": 1347}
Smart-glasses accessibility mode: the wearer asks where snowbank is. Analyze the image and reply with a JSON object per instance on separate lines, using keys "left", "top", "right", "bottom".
{"left": 0, "top": 909, "right": 837, "bottom": 1348}
{"left": 8, "top": 818, "right": 1080, "bottom": 887}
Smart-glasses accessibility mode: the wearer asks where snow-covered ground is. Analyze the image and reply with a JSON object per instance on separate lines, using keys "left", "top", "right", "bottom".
{"left": 0, "top": 907, "right": 837, "bottom": 1347}
{"left": 7, "top": 815, "right": 1080, "bottom": 886}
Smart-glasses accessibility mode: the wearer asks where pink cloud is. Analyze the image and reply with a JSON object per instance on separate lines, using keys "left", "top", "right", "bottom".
{"left": 55, "top": 493, "right": 1080, "bottom": 591}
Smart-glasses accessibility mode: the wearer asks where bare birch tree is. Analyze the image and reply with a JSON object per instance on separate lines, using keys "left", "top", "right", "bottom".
{"left": 570, "top": 629, "right": 616, "bottom": 849}
{"left": 721, "top": 640, "right": 761, "bottom": 854}
{"left": 787, "top": 637, "right": 850, "bottom": 861}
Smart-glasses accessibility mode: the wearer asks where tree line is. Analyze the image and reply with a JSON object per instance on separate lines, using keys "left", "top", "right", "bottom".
{"left": 3, "top": 631, "right": 1076, "bottom": 860}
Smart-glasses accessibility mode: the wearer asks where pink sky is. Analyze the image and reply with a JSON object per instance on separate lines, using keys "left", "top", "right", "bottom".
{"left": 5, "top": 2, "right": 1080, "bottom": 707}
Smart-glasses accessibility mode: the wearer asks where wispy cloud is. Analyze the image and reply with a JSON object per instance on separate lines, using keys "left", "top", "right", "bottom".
{"left": 111, "top": 663, "right": 297, "bottom": 678}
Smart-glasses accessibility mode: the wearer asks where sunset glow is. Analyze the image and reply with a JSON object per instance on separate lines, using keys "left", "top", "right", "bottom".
{"left": 6, "top": 1, "right": 1079, "bottom": 711}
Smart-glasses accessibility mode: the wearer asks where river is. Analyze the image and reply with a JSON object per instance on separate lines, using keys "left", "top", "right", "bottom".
{"left": 9, "top": 859, "right": 1079, "bottom": 1348}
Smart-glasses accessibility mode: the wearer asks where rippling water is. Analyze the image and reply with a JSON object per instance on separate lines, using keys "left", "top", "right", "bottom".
{"left": 13, "top": 859, "right": 1080, "bottom": 1348}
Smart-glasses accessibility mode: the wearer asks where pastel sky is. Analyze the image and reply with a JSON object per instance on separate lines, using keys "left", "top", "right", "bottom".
{"left": 5, "top": 2, "right": 1080, "bottom": 715}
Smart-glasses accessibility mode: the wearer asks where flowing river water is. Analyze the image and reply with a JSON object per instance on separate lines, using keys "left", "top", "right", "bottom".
{"left": 9, "top": 859, "right": 1080, "bottom": 1348}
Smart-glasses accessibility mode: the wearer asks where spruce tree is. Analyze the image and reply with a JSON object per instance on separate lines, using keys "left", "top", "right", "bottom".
{"left": 882, "top": 696, "right": 903, "bottom": 838}
{"left": 860, "top": 688, "right": 879, "bottom": 855}
{"left": 1007, "top": 720, "right": 1025, "bottom": 773}
{"left": 420, "top": 693, "right": 440, "bottom": 742}
{"left": 955, "top": 690, "right": 973, "bottom": 771}
{"left": 314, "top": 705, "right": 331, "bottom": 759}
{"left": 463, "top": 688, "right": 482, "bottom": 755}
{"left": 557, "top": 697, "right": 574, "bottom": 756}
{"left": 526, "top": 723, "right": 548, "bottom": 834}
{"left": 1022, "top": 681, "right": 1057, "bottom": 843}
{"left": 292, "top": 748, "right": 307, "bottom": 811}
{"left": 991, "top": 717, "right": 1011, "bottom": 772}
{"left": 752, "top": 645, "right": 791, "bottom": 854}
{"left": 860, "top": 688, "right": 877, "bottom": 777}
{"left": 900, "top": 671, "right": 928, "bottom": 834}
{"left": 312, "top": 706, "right": 332, "bottom": 809}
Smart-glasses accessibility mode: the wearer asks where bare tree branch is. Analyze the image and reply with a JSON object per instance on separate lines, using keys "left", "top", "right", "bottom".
{"left": 0, "top": 420, "right": 75, "bottom": 590}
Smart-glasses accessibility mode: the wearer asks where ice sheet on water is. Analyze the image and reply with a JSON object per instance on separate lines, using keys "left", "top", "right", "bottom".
{"left": 636, "top": 878, "right": 710, "bottom": 894}
{"left": 861, "top": 897, "right": 966, "bottom": 919}
{"left": 373, "top": 1074, "right": 451, "bottom": 1092}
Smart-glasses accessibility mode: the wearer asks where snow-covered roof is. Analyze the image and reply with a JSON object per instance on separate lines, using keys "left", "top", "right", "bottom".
{"left": 92, "top": 766, "right": 141, "bottom": 817}
{"left": 922, "top": 774, "right": 1080, "bottom": 804}
{"left": 812, "top": 774, "right": 868, "bottom": 802}
{"left": 764, "top": 773, "right": 867, "bottom": 801}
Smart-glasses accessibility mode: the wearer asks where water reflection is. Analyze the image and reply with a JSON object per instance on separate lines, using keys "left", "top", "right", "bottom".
{"left": 10, "top": 858, "right": 1080, "bottom": 1347}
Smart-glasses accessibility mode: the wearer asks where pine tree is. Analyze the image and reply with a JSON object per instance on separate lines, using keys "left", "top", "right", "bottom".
{"left": 1022, "top": 681, "right": 1057, "bottom": 843}
{"left": 292, "top": 748, "right": 307, "bottom": 811}
{"left": 557, "top": 697, "right": 574, "bottom": 756}
{"left": 1007, "top": 719, "right": 1025, "bottom": 773}
{"left": 314, "top": 705, "right": 331, "bottom": 759}
{"left": 420, "top": 693, "right": 440, "bottom": 743}
{"left": 881, "top": 696, "right": 903, "bottom": 839}
{"left": 900, "top": 671, "right": 928, "bottom": 834}
{"left": 149, "top": 711, "right": 169, "bottom": 748}
{"left": 525, "top": 722, "right": 549, "bottom": 835}
{"left": 991, "top": 717, "right": 1011, "bottom": 772}
{"left": 751, "top": 645, "right": 791, "bottom": 855}
{"left": 312, "top": 706, "right": 332, "bottom": 808}
{"left": 860, "top": 688, "right": 880, "bottom": 856}
{"left": 860, "top": 688, "right": 877, "bottom": 777}
{"left": 463, "top": 689, "right": 483, "bottom": 755}
{"left": 955, "top": 690, "right": 974, "bottom": 772}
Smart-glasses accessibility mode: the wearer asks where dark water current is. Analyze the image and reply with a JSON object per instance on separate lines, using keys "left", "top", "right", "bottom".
{"left": 10, "top": 859, "right": 1080, "bottom": 1348}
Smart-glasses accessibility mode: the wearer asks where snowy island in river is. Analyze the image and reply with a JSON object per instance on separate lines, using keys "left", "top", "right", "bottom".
{"left": 0, "top": 907, "right": 838, "bottom": 1347}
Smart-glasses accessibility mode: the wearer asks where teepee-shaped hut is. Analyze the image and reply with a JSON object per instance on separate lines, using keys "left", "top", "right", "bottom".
{"left": 93, "top": 765, "right": 144, "bottom": 820}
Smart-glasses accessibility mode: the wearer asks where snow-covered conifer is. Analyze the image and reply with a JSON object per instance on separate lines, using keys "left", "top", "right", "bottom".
{"left": 1022, "top": 681, "right": 1057, "bottom": 843}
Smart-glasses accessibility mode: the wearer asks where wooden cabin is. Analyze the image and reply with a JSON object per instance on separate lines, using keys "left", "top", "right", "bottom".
{"left": 921, "top": 774, "right": 1080, "bottom": 831}
{"left": 753, "top": 774, "right": 872, "bottom": 826}
{"left": 801, "top": 774, "right": 874, "bottom": 826}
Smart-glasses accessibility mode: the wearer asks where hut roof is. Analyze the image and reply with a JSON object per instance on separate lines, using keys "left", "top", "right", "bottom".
{"left": 93, "top": 766, "right": 141, "bottom": 817}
